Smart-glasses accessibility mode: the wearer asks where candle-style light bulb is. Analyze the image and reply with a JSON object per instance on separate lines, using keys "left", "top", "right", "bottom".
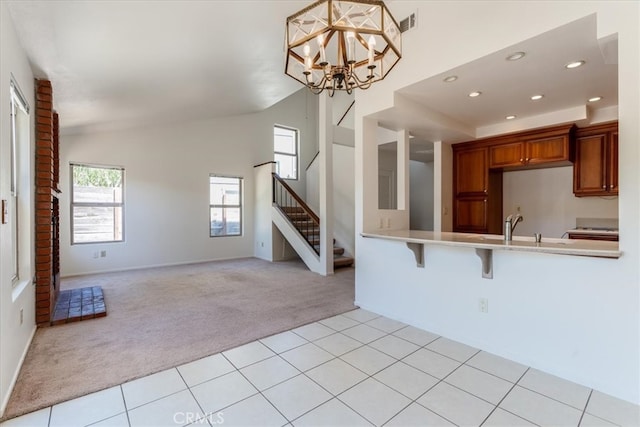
{"left": 346, "top": 31, "right": 355, "bottom": 63}
{"left": 303, "top": 43, "right": 312, "bottom": 73}
{"left": 317, "top": 33, "right": 327, "bottom": 65}
{"left": 367, "top": 35, "right": 376, "bottom": 67}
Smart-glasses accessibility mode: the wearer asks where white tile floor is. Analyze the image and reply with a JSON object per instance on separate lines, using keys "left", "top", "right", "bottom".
{"left": 2, "top": 309, "right": 639, "bottom": 427}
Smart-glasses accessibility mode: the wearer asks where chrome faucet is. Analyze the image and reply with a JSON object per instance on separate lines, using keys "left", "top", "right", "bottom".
{"left": 504, "top": 214, "right": 523, "bottom": 241}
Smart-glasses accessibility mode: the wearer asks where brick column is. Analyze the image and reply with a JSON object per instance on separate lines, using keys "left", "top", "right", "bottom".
{"left": 34, "top": 79, "right": 59, "bottom": 326}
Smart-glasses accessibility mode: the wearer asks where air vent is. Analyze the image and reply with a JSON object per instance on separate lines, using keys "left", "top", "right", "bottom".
{"left": 399, "top": 12, "right": 417, "bottom": 33}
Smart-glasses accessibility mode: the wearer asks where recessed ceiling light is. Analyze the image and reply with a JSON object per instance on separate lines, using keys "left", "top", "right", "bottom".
{"left": 468, "top": 91, "right": 482, "bottom": 97}
{"left": 588, "top": 96, "right": 602, "bottom": 102}
{"left": 506, "top": 52, "right": 526, "bottom": 61}
{"left": 443, "top": 75, "right": 458, "bottom": 83}
{"left": 530, "top": 94, "right": 544, "bottom": 100}
{"left": 506, "top": 115, "right": 516, "bottom": 120}
{"left": 565, "top": 60, "right": 585, "bottom": 69}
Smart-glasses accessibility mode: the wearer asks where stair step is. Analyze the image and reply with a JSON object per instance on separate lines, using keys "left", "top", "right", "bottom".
{"left": 314, "top": 246, "right": 345, "bottom": 255}
{"left": 281, "top": 206, "right": 305, "bottom": 213}
{"left": 333, "top": 256, "right": 354, "bottom": 269}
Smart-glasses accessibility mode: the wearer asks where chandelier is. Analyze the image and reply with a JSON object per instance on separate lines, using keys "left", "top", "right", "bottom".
{"left": 285, "top": 0, "right": 402, "bottom": 96}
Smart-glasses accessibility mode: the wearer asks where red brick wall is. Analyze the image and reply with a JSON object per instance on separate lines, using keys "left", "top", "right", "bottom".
{"left": 34, "top": 79, "right": 60, "bottom": 326}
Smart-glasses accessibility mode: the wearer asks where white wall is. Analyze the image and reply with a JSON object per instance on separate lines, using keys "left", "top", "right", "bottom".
{"left": 503, "top": 166, "right": 618, "bottom": 238}
{"left": 355, "top": 1, "right": 639, "bottom": 404}
{"left": 333, "top": 145, "right": 355, "bottom": 257}
{"left": 0, "top": 2, "right": 37, "bottom": 416}
{"left": 409, "top": 160, "right": 434, "bottom": 231}
{"left": 306, "top": 144, "right": 355, "bottom": 257}
{"left": 60, "top": 89, "right": 317, "bottom": 276}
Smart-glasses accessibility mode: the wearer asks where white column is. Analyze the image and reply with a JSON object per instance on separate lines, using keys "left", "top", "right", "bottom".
{"left": 319, "top": 92, "right": 334, "bottom": 275}
{"left": 433, "top": 140, "right": 453, "bottom": 232}
{"left": 397, "top": 129, "right": 410, "bottom": 211}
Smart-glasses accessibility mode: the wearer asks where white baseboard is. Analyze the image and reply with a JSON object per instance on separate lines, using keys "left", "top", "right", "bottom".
{"left": 0, "top": 324, "right": 37, "bottom": 418}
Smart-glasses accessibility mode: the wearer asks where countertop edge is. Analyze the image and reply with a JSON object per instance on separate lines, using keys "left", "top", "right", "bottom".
{"left": 361, "top": 231, "right": 622, "bottom": 259}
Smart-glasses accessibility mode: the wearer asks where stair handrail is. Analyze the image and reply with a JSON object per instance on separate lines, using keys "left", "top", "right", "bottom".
{"left": 272, "top": 173, "right": 319, "bottom": 224}
{"left": 272, "top": 173, "right": 320, "bottom": 254}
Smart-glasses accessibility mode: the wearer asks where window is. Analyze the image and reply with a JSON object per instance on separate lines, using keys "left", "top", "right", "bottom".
{"left": 71, "top": 164, "right": 124, "bottom": 244}
{"left": 209, "top": 175, "right": 242, "bottom": 237}
{"left": 274, "top": 125, "right": 299, "bottom": 180}
{"left": 9, "top": 78, "right": 30, "bottom": 284}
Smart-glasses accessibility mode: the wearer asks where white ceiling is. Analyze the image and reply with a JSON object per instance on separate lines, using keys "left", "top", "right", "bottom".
{"left": 6, "top": 0, "right": 310, "bottom": 134}
{"left": 377, "top": 14, "right": 618, "bottom": 143}
{"left": 6, "top": 2, "right": 617, "bottom": 139}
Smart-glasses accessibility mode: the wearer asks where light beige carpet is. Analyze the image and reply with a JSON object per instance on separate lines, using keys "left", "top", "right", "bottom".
{"left": 3, "top": 258, "right": 355, "bottom": 420}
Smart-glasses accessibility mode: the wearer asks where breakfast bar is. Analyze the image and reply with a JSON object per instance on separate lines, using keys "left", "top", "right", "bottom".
{"left": 362, "top": 230, "right": 621, "bottom": 279}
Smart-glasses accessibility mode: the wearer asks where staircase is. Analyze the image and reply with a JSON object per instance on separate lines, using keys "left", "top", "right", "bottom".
{"left": 273, "top": 174, "right": 353, "bottom": 270}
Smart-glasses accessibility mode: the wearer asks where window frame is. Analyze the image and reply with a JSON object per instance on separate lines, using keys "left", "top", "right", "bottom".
{"left": 70, "top": 163, "right": 125, "bottom": 245}
{"left": 273, "top": 125, "right": 299, "bottom": 180}
{"left": 9, "top": 77, "right": 30, "bottom": 285}
{"left": 209, "top": 174, "right": 243, "bottom": 238}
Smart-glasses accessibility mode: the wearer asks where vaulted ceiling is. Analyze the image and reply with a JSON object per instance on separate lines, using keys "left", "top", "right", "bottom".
{"left": 6, "top": 2, "right": 618, "bottom": 140}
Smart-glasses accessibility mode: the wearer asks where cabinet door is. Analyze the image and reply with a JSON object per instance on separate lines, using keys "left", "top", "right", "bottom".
{"left": 454, "top": 197, "right": 488, "bottom": 232}
{"left": 608, "top": 132, "right": 618, "bottom": 194}
{"left": 489, "top": 142, "right": 524, "bottom": 168}
{"left": 526, "top": 136, "right": 569, "bottom": 165}
{"left": 573, "top": 134, "right": 607, "bottom": 195}
{"left": 455, "top": 147, "right": 487, "bottom": 196}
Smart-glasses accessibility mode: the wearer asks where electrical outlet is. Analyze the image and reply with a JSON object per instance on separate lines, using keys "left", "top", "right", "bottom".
{"left": 443, "top": 207, "right": 448, "bottom": 215}
{"left": 260, "top": 242, "right": 264, "bottom": 247}
{"left": 100, "top": 250, "right": 107, "bottom": 258}
{"left": 93, "top": 251, "right": 99, "bottom": 259}
{"left": 516, "top": 206, "right": 521, "bottom": 213}
{"left": 478, "top": 298, "right": 489, "bottom": 313}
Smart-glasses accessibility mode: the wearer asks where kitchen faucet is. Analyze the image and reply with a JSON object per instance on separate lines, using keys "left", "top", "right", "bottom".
{"left": 504, "top": 213, "right": 523, "bottom": 241}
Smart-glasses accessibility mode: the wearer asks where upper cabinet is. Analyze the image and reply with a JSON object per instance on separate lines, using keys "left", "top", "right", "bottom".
{"left": 488, "top": 124, "right": 575, "bottom": 170}
{"left": 573, "top": 122, "right": 618, "bottom": 197}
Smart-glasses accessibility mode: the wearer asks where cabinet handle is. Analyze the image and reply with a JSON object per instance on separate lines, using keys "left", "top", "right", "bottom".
{"left": 525, "top": 157, "right": 529, "bottom": 162}
{"left": 602, "top": 185, "right": 606, "bottom": 189}
{"left": 610, "top": 184, "right": 614, "bottom": 189}
{"left": 520, "top": 158, "right": 524, "bottom": 163}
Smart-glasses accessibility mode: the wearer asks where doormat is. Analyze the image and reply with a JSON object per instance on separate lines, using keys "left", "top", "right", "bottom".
{"left": 52, "top": 286, "right": 107, "bottom": 326}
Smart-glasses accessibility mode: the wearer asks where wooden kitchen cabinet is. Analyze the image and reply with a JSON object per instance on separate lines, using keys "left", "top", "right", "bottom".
{"left": 489, "top": 142, "right": 524, "bottom": 168}
{"left": 455, "top": 147, "right": 488, "bottom": 195}
{"left": 573, "top": 122, "right": 618, "bottom": 196}
{"left": 454, "top": 123, "right": 574, "bottom": 234}
{"left": 488, "top": 127, "right": 574, "bottom": 169}
{"left": 526, "top": 135, "right": 571, "bottom": 165}
{"left": 453, "top": 146, "right": 503, "bottom": 234}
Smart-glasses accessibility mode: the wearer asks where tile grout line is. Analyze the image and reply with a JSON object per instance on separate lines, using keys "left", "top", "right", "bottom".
{"left": 477, "top": 367, "right": 534, "bottom": 426}
{"left": 406, "top": 348, "right": 483, "bottom": 426}
{"left": 297, "top": 327, "right": 448, "bottom": 426}
{"left": 230, "top": 357, "right": 292, "bottom": 426}
{"left": 119, "top": 385, "right": 132, "bottom": 427}
{"left": 175, "top": 367, "right": 215, "bottom": 426}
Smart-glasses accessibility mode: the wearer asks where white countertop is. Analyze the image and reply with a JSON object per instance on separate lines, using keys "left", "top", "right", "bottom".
{"left": 362, "top": 230, "right": 621, "bottom": 259}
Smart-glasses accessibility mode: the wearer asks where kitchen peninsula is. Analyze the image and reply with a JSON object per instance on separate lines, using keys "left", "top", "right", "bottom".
{"left": 362, "top": 229, "right": 620, "bottom": 279}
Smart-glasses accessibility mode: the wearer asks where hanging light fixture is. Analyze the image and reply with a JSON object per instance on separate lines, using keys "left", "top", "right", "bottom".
{"left": 285, "top": 0, "right": 402, "bottom": 97}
